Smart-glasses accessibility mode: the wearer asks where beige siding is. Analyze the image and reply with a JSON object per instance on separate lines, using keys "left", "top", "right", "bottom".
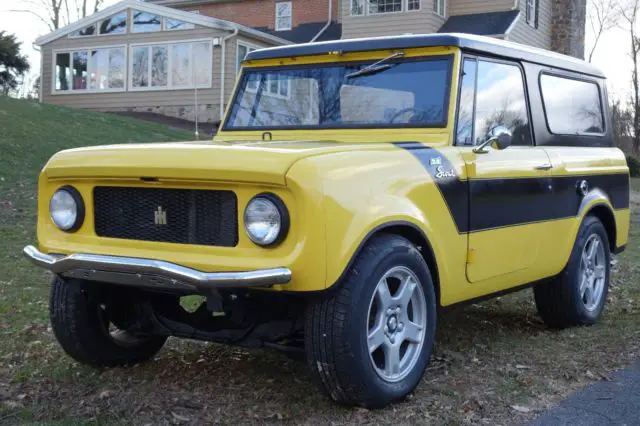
{"left": 41, "top": 7, "right": 243, "bottom": 121}
{"left": 341, "top": 2, "right": 445, "bottom": 39}
{"left": 508, "top": 0, "right": 552, "bottom": 50}
{"left": 448, "top": 0, "right": 514, "bottom": 15}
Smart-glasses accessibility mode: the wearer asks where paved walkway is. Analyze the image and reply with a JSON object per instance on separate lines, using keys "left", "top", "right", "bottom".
{"left": 529, "top": 361, "right": 640, "bottom": 425}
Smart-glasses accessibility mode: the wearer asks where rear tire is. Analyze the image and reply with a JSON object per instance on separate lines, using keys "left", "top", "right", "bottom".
{"left": 305, "top": 234, "right": 437, "bottom": 408}
{"left": 50, "top": 277, "right": 167, "bottom": 367}
{"left": 534, "top": 215, "right": 610, "bottom": 328}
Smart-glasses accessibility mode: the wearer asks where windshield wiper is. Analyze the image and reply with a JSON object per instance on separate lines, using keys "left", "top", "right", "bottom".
{"left": 346, "top": 52, "right": 405, "bottom": 79}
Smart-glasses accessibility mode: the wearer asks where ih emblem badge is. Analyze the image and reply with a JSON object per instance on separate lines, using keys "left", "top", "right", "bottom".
{"left": 154, "top": 206, "right": 167, "bottom": 225}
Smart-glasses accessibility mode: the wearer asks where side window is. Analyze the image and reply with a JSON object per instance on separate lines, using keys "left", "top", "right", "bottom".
{"left": 456, "top": 58, "right": 476, "bottom": 145}
{"left": 474, "top": 60, "right": 532, "bottom": 146}
{"left": 540, "top": 74, "right": 604, "bottom": 135}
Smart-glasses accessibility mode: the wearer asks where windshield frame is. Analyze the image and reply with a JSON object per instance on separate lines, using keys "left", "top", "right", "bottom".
{"left": 221, "top": 54, "right": 454, "bottom": 132}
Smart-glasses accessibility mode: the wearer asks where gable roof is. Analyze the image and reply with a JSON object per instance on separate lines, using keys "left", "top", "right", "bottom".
{"left": 246, "top": 33, "right": 605, "bottom": 78}
{"left": 438, "top": 10, "right": 520, "bottom": 37}
{"left": 255, "top": 22, "right": 342, "bottom": 44}
{"left": 34, "top": 0, "right": 291, "bottom": 46}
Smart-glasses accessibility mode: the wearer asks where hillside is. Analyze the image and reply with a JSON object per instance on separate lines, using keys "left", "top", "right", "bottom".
{"left": 0, "top": 97, "right": 194, "bottom": 184}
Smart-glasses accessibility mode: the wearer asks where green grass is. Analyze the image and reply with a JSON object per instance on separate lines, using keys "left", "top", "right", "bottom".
{"left": 631, "top": 177, "right": 640, "bottom": 192}
{"left": 0, "top": 97, "right": 639, "bottom": 424}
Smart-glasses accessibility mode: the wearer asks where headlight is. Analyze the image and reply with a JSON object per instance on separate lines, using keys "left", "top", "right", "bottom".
{"left": 244, "top": 194, "right": 289, "bottom": 247}
{"left": 49, "top": 186, "right": 84, "bottom": 232}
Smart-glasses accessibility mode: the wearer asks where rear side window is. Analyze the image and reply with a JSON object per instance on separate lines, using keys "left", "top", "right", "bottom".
{"left": 540, "top": 74, "right": 604, "bottom": 135}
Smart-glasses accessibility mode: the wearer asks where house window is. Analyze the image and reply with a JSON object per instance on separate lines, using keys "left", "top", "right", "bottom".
{"left": 99, "top": 12, "right": 127, "bottom": 35}
{"left": 130, "top": 40, "right": 212, "bottom": 91}
{"left": 54, "top": 46, "right": 126, "bottom": 93}
{"left": 237, "top": 43, "right": 258, "bottom": 71}
{"left": 132, "top": 10, "right": 162, "bottom": 33}
{"left": 369, "top": 0, "right": 403, "bottom": 14}
{"left": 275, "top": 2, "right": 292, "bottom": 31}
{"left": 351, "top": 0, "right": 365, "bottom": 15}
{"left": 433, "top": 0, "right": 445, "bottom": 16}
{"left": 70, "top": 24, "right": 96, "bottom": 37}
{"left": 408, "top": 0, "right": 421, "bottom": 11}
{"left": 526, "top": 0, "right": 537, "bottom": 27}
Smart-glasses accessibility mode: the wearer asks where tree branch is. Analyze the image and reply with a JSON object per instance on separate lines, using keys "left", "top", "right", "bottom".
{"left": 8, "top": 9, "right": 54, "bottom": 31}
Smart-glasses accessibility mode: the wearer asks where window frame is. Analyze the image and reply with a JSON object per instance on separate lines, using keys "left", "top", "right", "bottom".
{"left": 51, "top": 45, "right": 128, "bottom": 95}
{"left": 433, "top": 0, "right": 446, "bottom": 17}
{"left": 131, "top": 10, "right": 163, "bottom": 33}
{"left": 526, "top": 0, "right": 538, "bottom": 28}
{"left": 275, "top": 1, "right": 292, "bottom": 31}
{"left": 98, "top": 11, "right": 129, "bottom": 36}
{"left": 223, "top": 54, "right": 454, "bottom": 132}
{"left": 538, "top": 71, "right": 606, "bottom": 137}
{"left": 127, "top": 38, "right": 213, "bottom": 92}
{"left": 454, "top": 54, "right": 534, "bottom": 147}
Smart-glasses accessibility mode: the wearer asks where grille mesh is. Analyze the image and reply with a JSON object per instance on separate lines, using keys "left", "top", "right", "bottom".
{"left": 93, "top": 187, "right": 238, "bottom": 247}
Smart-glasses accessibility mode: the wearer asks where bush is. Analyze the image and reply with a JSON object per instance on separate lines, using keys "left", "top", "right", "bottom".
{"left": 628, "top": 155, "right": 640, "bottom": 177}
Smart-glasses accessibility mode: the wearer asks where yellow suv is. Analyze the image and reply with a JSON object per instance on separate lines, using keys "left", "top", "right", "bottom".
{"left": 25, "top": 34, "right": 630, "bottom": 408}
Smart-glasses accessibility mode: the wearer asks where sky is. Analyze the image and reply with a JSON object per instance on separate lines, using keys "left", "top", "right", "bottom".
{"left": 0, "top": 0, "right": 634, "bottom": 99}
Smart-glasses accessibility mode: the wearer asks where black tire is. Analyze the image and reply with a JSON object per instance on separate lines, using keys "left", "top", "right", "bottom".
{"left": 534, "top": 215, "right": 611, "bottom": 329}
{"left": 305, "top": 234, "right": 437, "bottom": 408}
{"left": 50, "top": 277, "right": 167, "bottom": 367}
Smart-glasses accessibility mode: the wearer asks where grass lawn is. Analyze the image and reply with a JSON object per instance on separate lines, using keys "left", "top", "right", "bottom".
{"left": 1, "top": 97, "right": 640, "bottom": 425}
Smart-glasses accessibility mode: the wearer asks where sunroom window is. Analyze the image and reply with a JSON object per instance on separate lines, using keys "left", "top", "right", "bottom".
{"left": 54, "top": 47, "right": 125, "bottom": 92}
{"left": 99, "top": 12, "right": 127, "bottom": 35}
{"left": 70, "top": 24, "right": 96, "bottom": 37}
{"left": 132, "top": 10, "right": 162, "bottom": 33}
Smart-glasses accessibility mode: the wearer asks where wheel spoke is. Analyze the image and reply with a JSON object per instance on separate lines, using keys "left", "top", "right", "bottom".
{"left": 403, "top": 320, "right": 423, "bottom": 344}
{"left": 587, "top": 238, "right": 599, "bottom": 261}
{"left": 368, "top": 323, "right": 386, "bottom": 353}
{"left": 395, "top": 275, "right": 417, "bottom": 309}
{"left": 584, "top": 284, "right": 595, "bottom": 306}
{"left": 383, "top": 343, "right": 401, "bottom": 377}
{"left": 594, "top": 264, "right": 606, "bottom": 280}
{"left": 376, "top": 278, "right": 392, "bottom": 310}
{"left": 579, "top": 272, "right": 589, "bottom": 294}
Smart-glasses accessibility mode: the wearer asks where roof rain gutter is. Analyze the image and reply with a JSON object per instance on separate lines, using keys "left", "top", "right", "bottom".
{"left": 219, "top": 27, "right": 239, "bottom": 123}
{"left": 310, "top": 0, "right": 332, "bottom": 42}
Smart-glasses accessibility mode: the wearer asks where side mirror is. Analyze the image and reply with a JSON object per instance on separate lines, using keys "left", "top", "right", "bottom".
{"left": 473, "top": 126, "right": 512, "bottom": 154}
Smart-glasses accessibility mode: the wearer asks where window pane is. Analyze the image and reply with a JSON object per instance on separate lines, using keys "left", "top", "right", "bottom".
{"left": 132, "top": 10, "right": 161, "bottom": 33}
{"left": 237, "top": 45, "right": 247, "bottom": 71}
{"left": 164, "top": 18, "right": 194, "bottom": 30}
{"left": 351, "top": 0, "right": 364, "bottom": 15}
{"left": 456, "top": 59, "right": 476, "bottom": 145}
{"left": 55, "top": 53, "right": 71, "bottom": 91}
{"left": 172, "top": 43, "right": 190, "bottom": 87}
{"left": 408, "top": 0, "right": 420, "bottom": 11}
{"left": 279, "top": 79, "right": 289, "bottom": 97}
{"left": 275, "top": 2, "right": 292, "bottom": 30}
{"left": 369, "top": 0, "right": 402, "bottom": 14}
{"left": 100, "top": 12, "right": 127, "bottom": 34}
{"left": 108, "top": 48, "right": 125, "bottom": 89}
{"left": 71, "top": 25, "right": 95, "bottom": 37}
{"left": 132, "top": 47, "right": 149, "bottom": 88}
{"left": 89, "top": 50, "right": 105, "bottom": 89}
{"left": 72, "top": 51, "right": 88, "bottom": 90}
{"left": 540, "top": 75, "right": 604, "bottom": 134}
{"left": 152, "top": 46, "right": 168, "bottom": 87}
{"left": 474, "top": 61, "right": 531, "bottom": 146}
{"left": 193, "top": 42, "right": 210, "bottom": 86}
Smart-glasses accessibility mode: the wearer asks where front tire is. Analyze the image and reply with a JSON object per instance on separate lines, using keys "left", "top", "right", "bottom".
{"left": 50, "top": 277, "right": 167, "bottom": 367}
{"left": 305, "top": 234, "right": 437, "bottom": 408}
{"left": 534, "top": 215, "right": 611, "bottom": 328}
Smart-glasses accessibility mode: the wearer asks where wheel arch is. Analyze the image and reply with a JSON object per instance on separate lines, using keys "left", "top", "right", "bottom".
{"left": 585, "top": 204, "right": 617, "bottom": 253}
{"left": 330, "top": 221, "right": 441, "bottom": 306}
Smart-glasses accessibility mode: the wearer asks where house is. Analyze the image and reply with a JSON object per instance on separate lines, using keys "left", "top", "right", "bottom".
{"left": 35, "top": 0, "right": 587, "bottom": 125}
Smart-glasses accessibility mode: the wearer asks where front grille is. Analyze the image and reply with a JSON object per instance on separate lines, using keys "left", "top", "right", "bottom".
{"left": 93, "top": 187, "right": 238, "bottom": 247}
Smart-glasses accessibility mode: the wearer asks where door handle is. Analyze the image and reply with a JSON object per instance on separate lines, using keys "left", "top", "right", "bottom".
{"left": 534, "top": 163, "right": 553, "bottom": 170}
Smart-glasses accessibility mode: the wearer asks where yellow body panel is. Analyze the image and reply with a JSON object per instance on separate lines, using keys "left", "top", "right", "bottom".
{"left": 34, "top": 46, "right": 631, "bottom": 307}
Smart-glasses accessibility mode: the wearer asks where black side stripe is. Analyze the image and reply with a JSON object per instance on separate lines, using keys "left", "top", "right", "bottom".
{"left": 395, "top": 142, "right": 630, "bottom": 234}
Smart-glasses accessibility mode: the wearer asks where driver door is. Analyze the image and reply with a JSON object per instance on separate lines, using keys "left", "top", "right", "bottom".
{"left": 456, "top": 57, "right": 553, "bottom": 283}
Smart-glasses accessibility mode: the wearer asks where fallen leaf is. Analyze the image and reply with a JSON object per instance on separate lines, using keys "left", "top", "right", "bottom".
{"left": 511, "top": 405, "right": 531, "bottom": 413}
{"left": 99, "top": 390, "right": 112, "bottom": 399}
{"left": 171, "top": 412, "right": 190, "bottom": 423}
{"left": 516, "top": 364, "right": 530, "bottom": 370}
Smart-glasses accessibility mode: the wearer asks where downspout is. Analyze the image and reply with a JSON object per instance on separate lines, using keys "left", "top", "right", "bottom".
{"left": 32, "top": 43, "right": 43, "bottom": 103}
{"left": 310, "top": 0, "right": 332, "bottom": 42}
{"left": 219, "top": 27, "right": 239, "bottom": 123}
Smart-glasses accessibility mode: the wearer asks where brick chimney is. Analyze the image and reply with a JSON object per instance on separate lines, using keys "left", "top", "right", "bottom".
{"left": 550, "top": 0, "right": 587, "bottom": 59}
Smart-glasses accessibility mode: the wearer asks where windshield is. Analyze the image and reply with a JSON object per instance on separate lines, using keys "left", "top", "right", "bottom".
{"left": 223, "top": 56, "right": 452, "bottom": 130}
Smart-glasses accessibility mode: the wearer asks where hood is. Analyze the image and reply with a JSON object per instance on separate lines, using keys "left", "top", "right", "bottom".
{"left": 43, "top": 140, "right": 385, "bottom": 185}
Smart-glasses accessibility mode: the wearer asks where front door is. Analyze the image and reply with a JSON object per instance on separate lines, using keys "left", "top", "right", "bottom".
{"left": 456, "top": 57, "right": 553, "bottom": 283}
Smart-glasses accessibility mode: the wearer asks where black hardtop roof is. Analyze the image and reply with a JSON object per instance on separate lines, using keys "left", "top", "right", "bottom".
{"left": 245, "top": 33, "right": 605, "bottom": 78}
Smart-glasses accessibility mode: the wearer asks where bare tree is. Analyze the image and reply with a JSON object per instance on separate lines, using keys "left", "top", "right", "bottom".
{"left": 9, "top": 0, "right": 105, "bottom": 31}
{"left": 620, "top": 0, "right": 640, "bottom": 154}
{"left": 587, "top": 0, "right": 621, "bottom": 62}
{"left": 611, "top": 99, "right": 633, "bottom": 148}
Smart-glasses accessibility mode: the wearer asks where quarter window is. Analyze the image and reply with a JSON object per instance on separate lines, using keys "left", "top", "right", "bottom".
{"left": 456, "top": 59, "right": 531, "bottom": 146}
{"left": 54, "top": 47, "right": 126, "bottom": 92}
{"left": 540, "top": 74, "right": 604, "bottom": 135}
{"left": 275, "top": 2, "right": 292, "bottom": 31}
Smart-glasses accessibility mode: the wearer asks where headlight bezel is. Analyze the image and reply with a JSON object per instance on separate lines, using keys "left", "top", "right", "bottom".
{"left": 243, "top": 193, "right": 290, "bottom": 247}
{"left": 49, "top": 185, "right": 85, "bottom": 233}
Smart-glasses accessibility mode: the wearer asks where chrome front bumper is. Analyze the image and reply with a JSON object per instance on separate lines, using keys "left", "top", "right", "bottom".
{"left": 23, "top": 245, "right": 292, "bottom": 292}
